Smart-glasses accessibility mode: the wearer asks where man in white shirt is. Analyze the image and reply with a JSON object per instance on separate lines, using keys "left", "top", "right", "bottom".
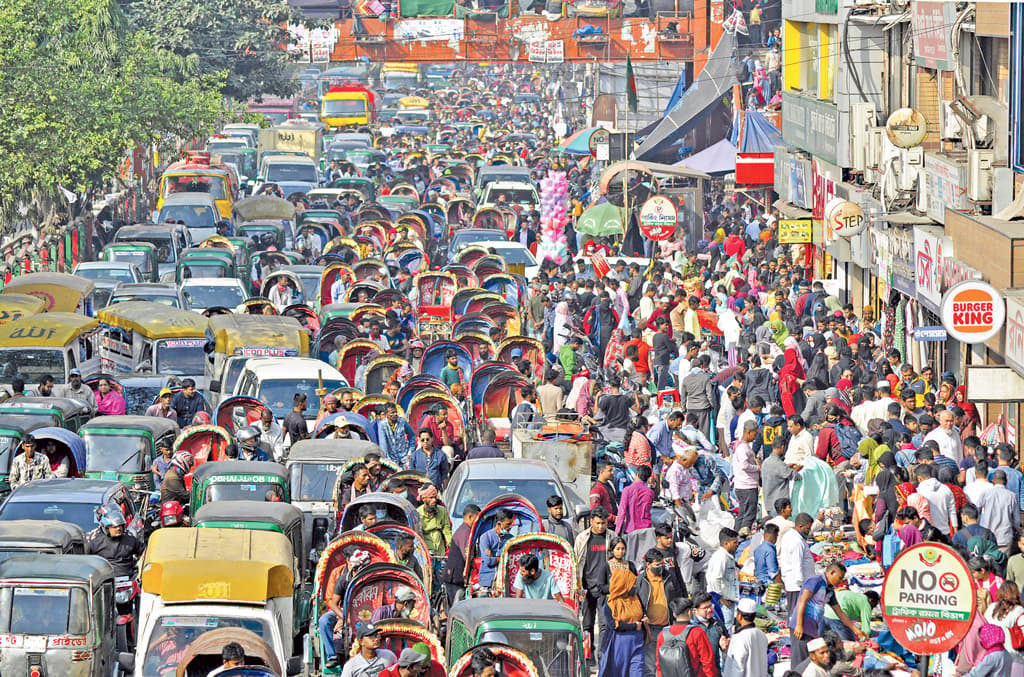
{"left": 778, "top": 512, "right": 815, "bottom": 611}
{"left": 850, "top": 389, "right": 875, "bottom": 435}
{"left": 914, "top": 465, "right": 959, "bottom": 536}
{"left": 706, "top": 528, "right": 740, "bottom": 628}
{"left": 724, "top": 598, "right": 769, "bottom": 677}
{"left": 924, "top": 409, "right": 964, "bottom": 464}
{"left": 784, "top": 415, "right": 814, "bottom": 468}
{"left": 965, "top": 458, "right": 996, "bottom": 507}
{"left": 979, "top": 470, "right": 1021, "bottom": 547}
{"left": 869, "top": 381, "right": 896, "bottom": 423}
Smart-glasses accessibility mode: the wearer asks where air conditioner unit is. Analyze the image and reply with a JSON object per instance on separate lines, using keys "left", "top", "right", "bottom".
{"left": 850, "top": 102, "right": 877, "bottom": 172}
{"left": 940, "top": 102, "right": 962, "bottom": 141}
{"left": 863, "top": 127, "right": 885, "bottom": 183}
{"left": 917, "top": 169, "right": 929, "bottom": 213}
{"left": 895, "top": 146, "right": 924, "bottom": 192}
{"left": 967, "top": 149, "right": 995, "bottom": 202}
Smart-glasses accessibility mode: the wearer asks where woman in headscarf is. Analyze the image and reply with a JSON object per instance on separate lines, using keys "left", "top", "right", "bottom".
{"left": 552, "top": 300, "right": 569, "bottom": 352}
{"left": 956, "top": 385, "right": 982, "bottom": 440}
{"left": 595, "top": 297, "right": 618, "bottom": 361}
{"left": 939, "top": 465, "right": 969, "bottom": 513}
{"left": 805, "top": 349, "right": 830, "bottom": 390}
{"left": 954, "top": 591, "right": 991, "bottom": 676}
{"left": 872, "top": 450, "right": 900, "bottom": 535}
{"left": 893, "top": 466, "right": 917, "bottom": 507}
{"left": 936, "top": 379, "right": 956, "bottom": 407}
{"left": 982, "top": 582, "right": 1024, "bottom": 677}
{"left": 778, "top": 346, "right": 806, "bottom": 417}
{"left": 599, "top": 568, "right": 646, "bottom": 677}
{"left": 566, "top": 372, "right": 594, "bottom": 420}
{"left": 768, "top": 315, "right": 789, "bottom": 349}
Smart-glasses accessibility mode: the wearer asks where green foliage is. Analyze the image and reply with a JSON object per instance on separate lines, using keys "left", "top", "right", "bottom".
{"left": 121, "top": 0, "right": 305, "bottom": 103}
{"left": 0, "top": 0, "right": 223, "bottom": 223}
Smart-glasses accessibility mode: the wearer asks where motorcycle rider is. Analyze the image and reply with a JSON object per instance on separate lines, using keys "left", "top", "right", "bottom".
{"left": 235, "top": 426, "right": 270, "bottom": 462}
{"left": 87, "top": 504, "right": 144, "bottom": 577}
{"left": 160, "top": 451, "right": 193, "bottom": 506}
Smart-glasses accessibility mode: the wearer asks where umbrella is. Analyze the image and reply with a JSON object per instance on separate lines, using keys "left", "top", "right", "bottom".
{"left": 576, "top": 202, "right": 626, "bottom": 236}
{"left": 559, "top": 126, "right": 603, "bottom": 156}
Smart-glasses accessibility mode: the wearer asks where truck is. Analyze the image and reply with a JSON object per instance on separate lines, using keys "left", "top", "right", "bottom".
{"left": 247, "top": 96, "right": 297, "bottom": 125}
{"left": 319, "top": 84, "right": 377, "bottom": 129}
{"left": 257, "top": 121, "right": 323, "bottom": 164}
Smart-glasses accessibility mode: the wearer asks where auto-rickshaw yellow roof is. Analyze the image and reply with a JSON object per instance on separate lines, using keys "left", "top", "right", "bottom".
{"left": 140, "top": 527, "right": 294, "bottom": 603}
{"left": 0, "top": 312, "right": 99, "bottom": 347}
{"left": 1, "top": 273, "right": 95, "bottom": 312}
{"left": 97, "top": 301, "right": 209, "bottom": 339}
{"left": 0, "top": 293, "right": 47, "bottom": 323}
{"left": 207, "top": 314, "right": 309, "bottom": 356}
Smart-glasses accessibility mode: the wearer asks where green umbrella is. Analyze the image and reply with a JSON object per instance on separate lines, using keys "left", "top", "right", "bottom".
{"left": 576, "top": 202, "right": 626, "bottom": 236}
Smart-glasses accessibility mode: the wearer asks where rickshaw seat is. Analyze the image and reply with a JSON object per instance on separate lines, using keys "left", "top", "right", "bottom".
{"left": 490, "top": 417, "right": 510, "bottom": 442}
{"left": 324, "top": 566, "right": 345, "bottom": 606}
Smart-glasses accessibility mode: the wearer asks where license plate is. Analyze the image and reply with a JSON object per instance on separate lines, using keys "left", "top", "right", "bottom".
{"left": 24, "top": 636, "right": 46, "bottom": 651}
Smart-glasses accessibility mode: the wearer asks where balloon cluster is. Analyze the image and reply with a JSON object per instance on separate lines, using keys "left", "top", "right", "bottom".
{"left": 536, "top": 171, "right": 569, "bottom": 265}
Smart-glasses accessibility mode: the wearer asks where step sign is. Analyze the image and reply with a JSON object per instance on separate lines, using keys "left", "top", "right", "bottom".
{"left": 881, "top": 543, "right": 975, "bottom": 655}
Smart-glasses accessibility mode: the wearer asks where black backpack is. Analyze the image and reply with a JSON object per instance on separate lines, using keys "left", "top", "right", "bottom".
{"left": 658, "top": 626, "right": 696, "bottom": 677}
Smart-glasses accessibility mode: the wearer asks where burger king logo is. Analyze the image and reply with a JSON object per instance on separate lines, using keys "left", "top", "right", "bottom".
{"left": 941, "top": 280, "right": 1005, "bottom": 344}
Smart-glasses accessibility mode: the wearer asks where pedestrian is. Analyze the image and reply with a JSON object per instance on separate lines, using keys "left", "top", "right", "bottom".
{"left": 599, "top": 568, "right": 646, "bottom": 677}
{"left": 617, "top": 465, "right": 655, "bottom": 534}
{"left": 655, "top": 598, "right": 719, "bottom": 677}
{"left": 543, "top": 495, "right": 577, "bottom": 542}
{"left": 732, "top": 420, "right": 761, "bottom": 532}
{"left": 705, "top": 528, "right": 740, "bottom": 628}
{"left": 789, "top": 562, "right": 865, "bottom": 667}
{"left": 574, "top": 507, "right": 612, "bottom": 661}
{"left": 723, "top": 598, "right": 768, "bottom": 677}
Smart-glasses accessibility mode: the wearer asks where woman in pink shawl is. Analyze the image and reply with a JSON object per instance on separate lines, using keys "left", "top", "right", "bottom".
{"left": 778, "top": 347, "right": 805, "bottom": 417}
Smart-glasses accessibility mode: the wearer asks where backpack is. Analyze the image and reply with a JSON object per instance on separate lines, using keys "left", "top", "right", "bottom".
{"left": 882, "top": 529, "right": 903, "bottom": 569}
{"left": 834, "top": 424, "right": 862, "bottom": 460}
{"left": 658, "top": 626, "right": 695, "bottom": 677}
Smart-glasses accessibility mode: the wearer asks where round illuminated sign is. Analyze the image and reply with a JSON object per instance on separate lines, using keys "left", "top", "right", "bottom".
{"left": 588, "top": 129, "right": 610, "bottom": 153}
{"left": 881, "top": 543, "right": 975, "bottom": 655}
{"left": 638, "top": 196, "right": 678, "bottom": 241}
{"left": 885, "top": 108, "right": 928, "bottom": 148}
{"left": 941, "top": 280, "right": 1005, "bottom": 343}
{"left": 825, "top": 198, "right": 866, "bottom": 238}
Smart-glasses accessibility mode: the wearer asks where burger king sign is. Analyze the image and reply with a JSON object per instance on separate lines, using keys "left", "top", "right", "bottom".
{"left": 941, "top": 280, "right": 1005, "bottom": 344}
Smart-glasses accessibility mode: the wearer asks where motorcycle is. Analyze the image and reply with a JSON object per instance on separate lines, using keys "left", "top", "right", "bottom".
{"left": 114, "top": 575, "right": 140, "bottom": 652}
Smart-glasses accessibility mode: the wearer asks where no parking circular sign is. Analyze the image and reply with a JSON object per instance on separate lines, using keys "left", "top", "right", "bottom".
{"left": 881, "top": 543, "right": 976, "bottom": 654}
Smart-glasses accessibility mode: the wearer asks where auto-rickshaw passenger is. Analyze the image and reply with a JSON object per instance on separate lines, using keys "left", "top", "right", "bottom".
{"left": 59, "top": 368, "right": 96, "bottom": 410}
{"left": 161, "top": 451, "right": 194, "bottom": 505}
{"left": 96, "top": 378, "right": 127, "bottom": 415}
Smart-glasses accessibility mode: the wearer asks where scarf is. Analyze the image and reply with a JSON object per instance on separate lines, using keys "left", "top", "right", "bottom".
{"left": 769, "top": 319, "right": 789, "bottom": 348}
{"left": 874, "top": 466, "right": 899, "bottom": 520}
{"left": 606, "top": 568, "right": 644, "bottom": 624}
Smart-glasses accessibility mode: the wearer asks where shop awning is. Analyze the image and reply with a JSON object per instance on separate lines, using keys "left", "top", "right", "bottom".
{"left": 773, "top": 199, "right": 812, "bottom": 219}
{"left": 882, "top": 212, "right": 935, "bottom": 225}
{"left": 740, "top": 111, "right": 784, "bottom": 153}
{"left": 634, "top": 31, "right": 739, "bottom": 161}
{"left": 675, "top": 139, "right": 737, "bottom": 175}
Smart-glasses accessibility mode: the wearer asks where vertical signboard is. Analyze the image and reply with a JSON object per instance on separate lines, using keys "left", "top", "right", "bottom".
{"left": 913, "top": 2, "right": 956, "bottom": 71}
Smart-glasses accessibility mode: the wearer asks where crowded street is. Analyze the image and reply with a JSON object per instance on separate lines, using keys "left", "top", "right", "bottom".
{"left": 1, "top": 2, "right": 1023, "bottom": 677}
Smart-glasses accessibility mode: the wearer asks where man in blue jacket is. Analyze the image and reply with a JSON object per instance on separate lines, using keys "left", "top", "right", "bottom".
{"left": 476, "top": 509, "right": 514, "bottom": 591}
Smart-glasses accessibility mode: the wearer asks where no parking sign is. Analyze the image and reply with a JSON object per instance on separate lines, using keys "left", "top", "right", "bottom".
{"left": 881, "top": 543, "right": 975, "bottom": 654}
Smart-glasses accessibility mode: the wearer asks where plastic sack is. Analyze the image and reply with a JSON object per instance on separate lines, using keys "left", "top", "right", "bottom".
{"left": 697, "top": 497, "right": 735, "bottom": 548}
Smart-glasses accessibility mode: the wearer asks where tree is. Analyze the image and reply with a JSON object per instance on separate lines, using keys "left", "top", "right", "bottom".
{"left": 0, "top": 0, "right": 223, "bottom": 225}
{"left": 120, "top": 0, "right": 304, "bottom": 103}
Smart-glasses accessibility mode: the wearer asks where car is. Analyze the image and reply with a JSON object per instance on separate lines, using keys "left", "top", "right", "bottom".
{"left": 445, "top": 229, "right": 511, "bottom": 264}
{"left": 155, "top": 191, "right": 222, "bottom": 242}
{"left": 471, "top": 241, "right": 539, "bottom": 280}
{"left": 256, "top": 157, "right": 320, "bottom": 198}
{"left": 474, "top": 165, "right": 533, "bottom": 196}
{"left": 108, "top": 282, "right": 191, "bottom": 310}
{"left": 231, "top": 357, "right": 348, "bottom": 429}
{"left": 73, "top": 261, "right": 142, "bottom": 309}
{"left": 0, "top": 478, "right": 143, "bottom": 538}
{"left": 180, "top": 277, "right": 248, "bottom": 313}
{"left": 443, "top": 458, "right": 583, "bottom": 531}
{"left": 277, "top": 265, "right": 325, "bottom": 305}
{"left": 478, "top": 181, "right": 540, "bottom": 211}
{"left": 113, "top": 223, "right": 194, "bottom": 278}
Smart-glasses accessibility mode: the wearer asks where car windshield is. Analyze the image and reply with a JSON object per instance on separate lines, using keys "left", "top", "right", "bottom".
{"left": 0, "top": 436, "right": 16, "bottom": 478}
{"left": 81, "top": 432, "right": 149, "bottom": 472}
{"left": 158, "top": 205, "right": 217, "bottom": 228}
{"left": 258, "top": 378, "right": 346, "bottom": 420}
{"left": 499, "top": 629, "right": 576, "bottom": 677}
{"left": 183, "top": 283, "right": 245, "bottom": 310}
{"left": 108, "top": 250, "right": 153, "bottom": 272}
{"left": 205, "top": 482, "right": 282, "bottom": 503}
{"left": 76, "top": 266, "right": 136, "bottom": 283}
{"left": 141, "top": 615, "right": 273, "bottom": 677}
{"left": 383, "top": 73, "right": 418, "bottom": 89}
{"left": 479, "top": 173, "right": 529, "bottom": 190}
{"left": 323, "top": 99, "right": 367, "bottom": 116}
{"left": 0, "top": 412, "right": 60, "bottom": 428}
{"left": 0, "top": 501, "right": 98, "bottom": 533}
{"left": 452, "top": 232, "right": 509, "bottom": 252}
{"left": 0, "top": 348, "right": 66, "bottom": 384}
{"left": 155, "top": 340, "right": 206, "bottom": 376}
{"left": 453, "top": 478, "right": 562, "bottom": 515}
{"left": 265, "top": 163, "right": 317, "bottom": 183}
{"left": 291, "top": 462, "right": 344, "bottom": 501}
{"left": 0, "top": 586, "right": 89, "bottom": 635}
{"left": 487, "top": 188, "right": 536, "bottom": 205}
{"left": 122, "top": 238, "right": 175, "bottom": 263}
{"left": 484, "top": 246, "right": 536, "bottom": 266}
{"left": 110, "top": 294, "right": 181, "bottom": 308}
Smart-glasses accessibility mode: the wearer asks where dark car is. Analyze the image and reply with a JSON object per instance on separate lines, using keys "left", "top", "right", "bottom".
{"left": 444, "top": 228, "right": 511, "bottom": 264}
{"left": 0, "top": 478, "right": 143, "bottom": 538}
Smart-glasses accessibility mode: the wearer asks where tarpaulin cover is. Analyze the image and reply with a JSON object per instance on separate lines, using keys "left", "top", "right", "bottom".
{"left": 674, "top": 138, "right": 737, "bottom": 175}
{"left": 740, "top": 110, "right": 784, "bottom": 153}
{"left": 402, "top": 0, "right": 457, "bottom": 16}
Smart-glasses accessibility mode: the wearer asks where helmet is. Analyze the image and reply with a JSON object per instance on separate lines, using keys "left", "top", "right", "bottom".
{"left": 235, "top": 426, "right": 260, "bottom": 449}
{"left": 349, "top": 550, "right": 372, "bottom": 569}
{"left": 97, "top": 503, "right": 127, "bottom": 532}
{"left": 159, "top": 501, "right": 185, "bottom": 527}
{"left": 170, "top": 451, "right": 194, "bottom": 475}
{"left": 192, "top": 411, "right": 212, "bottom": 426}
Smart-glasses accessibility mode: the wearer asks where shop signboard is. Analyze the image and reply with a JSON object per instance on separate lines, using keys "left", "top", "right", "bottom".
{"left": 890, "top": 227, "right": 917, "bottom": 297}
{"left": 941, "top": 279, "right": 1006, "bottom": 344}
{"left": 1006, "top": 295, "right": 1024, "bottom": 373}
{"left": 913, "top": 2, "right": 957, "bottom": 71}
{"left": 778, "top": 219, "right": 812, "bottom": 244}
{"left": 913, "top": 326, "right": 948, "bottom": 341}
{"left": 914, "top": 227, "right": 945, "bottom": 311}
{"left": 782, "top": 93, "right": 840, "bottom": 166}
{"left": 881, "top": 543, "right": 976, "bottom": 654}
{"left": 924, "top": 153, "right": 968, "bottom": 224}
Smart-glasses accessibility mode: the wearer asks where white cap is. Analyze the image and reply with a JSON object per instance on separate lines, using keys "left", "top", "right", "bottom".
{"left": 807, "top": 637, "right": 828, "bottom": 652}
{"left": 737, "top": 598, "right": 757, "bottom": 615}
{"left": 876, "top": 380, "right": 891, "bottom": 390}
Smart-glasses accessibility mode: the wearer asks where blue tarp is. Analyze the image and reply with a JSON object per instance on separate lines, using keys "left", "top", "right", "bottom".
{"left": 741, "top": 110, "right": 784, "bottom": 153}
{"left": 674, "top": 138, "right": 738, "bottom": 175}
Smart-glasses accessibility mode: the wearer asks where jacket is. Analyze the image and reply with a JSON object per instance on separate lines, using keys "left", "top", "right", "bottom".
{"left": 636, "top": 565, "right": 684, "bottom": 614}
{"left": 160, "top": 467, "right": 189, "bottom": 506}
{"left": 574, "top": 527, "right": 612, "bottom": 588}
{"left": 680, "top": 370, "right": 715, "bottom": 411}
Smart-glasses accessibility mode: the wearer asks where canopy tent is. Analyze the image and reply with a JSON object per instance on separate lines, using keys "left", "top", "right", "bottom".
{"left": 674, "top": 139, "right": 737, "bottom": 175}
{"left": 740, "top": 111, "right": 784, "bottom": 153}
{"left": 634, "top": 31, "right": 739, "bottom": 161}
{"left": 576, "top": 201, "right": 626, "bottom": 236}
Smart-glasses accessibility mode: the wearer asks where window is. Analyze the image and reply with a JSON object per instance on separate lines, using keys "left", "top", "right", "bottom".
{"left": 0, "top": 586, "right": 90, "bottom": 635}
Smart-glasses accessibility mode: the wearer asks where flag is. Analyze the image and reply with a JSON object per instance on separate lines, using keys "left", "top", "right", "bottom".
{"left": 625, "top": 54, "right": 638, "bottom": 114}
{"left": 663, "top": 67, "right": 687, "bottom": 115}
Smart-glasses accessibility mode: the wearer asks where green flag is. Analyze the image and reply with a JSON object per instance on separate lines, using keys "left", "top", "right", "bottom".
{"left": 625, "top": 54, "right": 638, "bottom": 114}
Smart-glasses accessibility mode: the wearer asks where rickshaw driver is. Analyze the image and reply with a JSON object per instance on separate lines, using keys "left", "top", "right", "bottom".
{"left": 316, "top": 549, "right": 376, "bottom": 670}
{"left": 87, "top": 504, "right": 144, "bottom": 577}
{"left": 369, "top": 585, "right": 419, "bottom": 623}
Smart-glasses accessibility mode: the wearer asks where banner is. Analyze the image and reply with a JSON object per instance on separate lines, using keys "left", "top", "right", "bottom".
{"left": 393, "top": 18, "right": 463, "bottom": 40}
{"left": 778, "top": 219, "right": 812, "bottom": 244}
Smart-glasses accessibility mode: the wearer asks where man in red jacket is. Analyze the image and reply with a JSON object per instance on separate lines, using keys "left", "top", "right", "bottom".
{"left": 656, "top": 597, "right": 719, "bottom": 677}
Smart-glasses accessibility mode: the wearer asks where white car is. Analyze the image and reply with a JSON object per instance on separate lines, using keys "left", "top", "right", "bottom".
{"left": 478, "top": 181, "right": 540, "bottom": 211}
{"left": 473, "top": 241, "right": 539, "bottom": 280}
{"left": 180, "top": 277, "right": 248, "bottom": 314}
{"left": 231, "top": 357, "right": 348, "bottom": 430}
